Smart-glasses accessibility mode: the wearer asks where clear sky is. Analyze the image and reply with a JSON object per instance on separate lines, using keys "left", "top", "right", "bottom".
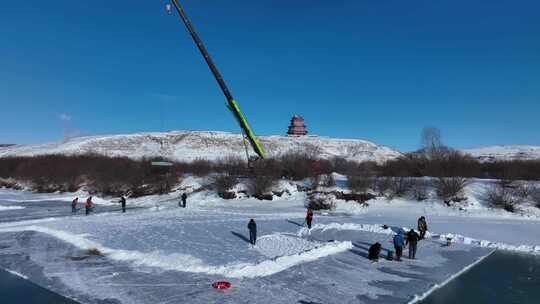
{"left": 1, "top": 0, "right": 538, "bottom": 151}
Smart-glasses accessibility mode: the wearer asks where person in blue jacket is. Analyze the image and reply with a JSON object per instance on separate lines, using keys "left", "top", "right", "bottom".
{"left": 393, "top": 231, "right": 405, "bottom": 261}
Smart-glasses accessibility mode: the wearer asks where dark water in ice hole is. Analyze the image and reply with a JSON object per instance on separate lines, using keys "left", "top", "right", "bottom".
{"left": 420, "top": 251, "right": 540, "bottom": 304}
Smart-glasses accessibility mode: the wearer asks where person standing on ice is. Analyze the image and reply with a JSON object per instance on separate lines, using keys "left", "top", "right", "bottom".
{"left": 85, "top": 197, "right": 93, "bottom": 215}
{"left": 120, "top": 196, "right": 126, "bottom": 213}
{"left": 181, "top": 192, "right": 188, "bottom": 208}
{"left": 418, "top": 216, "right": 428, "bottom": 239}
{"left": 393, "top": 231, "right": 405, "bottom": 261}
{"left": 305, "top": 208, "right": 314, "bottom": 229}
{"left": 71, "top": 197, "right": 78, "bottom": 213}
{"left": 368, "top": 242, "right": 382, "bottom": 262}
{"left": 406, "top": 229, "right": 420, "bottom": 259}
{"left": 248, "top": 219, "right": 257, "bottom": 245}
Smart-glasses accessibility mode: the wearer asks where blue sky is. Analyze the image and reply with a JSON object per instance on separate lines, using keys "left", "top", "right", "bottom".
{"left": 1, "top": 0, "right": 538, "bottom": 151}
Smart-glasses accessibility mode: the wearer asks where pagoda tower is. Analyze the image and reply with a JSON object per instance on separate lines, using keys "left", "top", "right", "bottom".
{"left": 287, "top": 115, "right": 308, "bottom": 136}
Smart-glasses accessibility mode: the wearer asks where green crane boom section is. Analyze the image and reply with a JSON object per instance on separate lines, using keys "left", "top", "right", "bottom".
{"left": 170, "top": 0, "right": 266, "bottom": 159}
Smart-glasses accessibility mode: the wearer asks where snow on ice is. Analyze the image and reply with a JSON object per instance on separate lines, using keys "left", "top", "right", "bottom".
{"left": 0, "top": 178, "right": 539, "bottom": 303}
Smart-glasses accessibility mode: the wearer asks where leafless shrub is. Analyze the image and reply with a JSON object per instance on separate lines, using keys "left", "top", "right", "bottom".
{"left": 188, "top": 158, "right": 213, "bottom": 177}
{"left": 410, "top": 178, "right": 429, "bottom": 201}
{"left": 484, "top": 182, "right": 519, "bottom": 213}
{"left": 347, "top": 174, "right": 371, "bottom": 194}
{"left": 434, "top": 177, "right": 469, "bottom": 205}
{"left": 530, "top": 187, "right": 540, "bottom": 209}
{"left": 330, "top": 157, "right": 358, "bottom": 176}
{"left": 307, "top": 193, "right": 336, "bottom": 210}
{"left": 280, "top": 152, "right": 317, "bottom": 180}
{"left": 513, "top": 183, "right": 535, "bottom": 199}
{"left": 247, "top": 175, "right": 277, "bottom": 197}
{"left": 212, "top": 174, "right": 238, "bottom": 194}
{"left": 215, "top": 155, "right": 247, "bottom": 176}
{"left": 0, "top": 178, "right": 18, "bottom": 189}
{"left": 247, "top": 159, "right": 279, "bottom": 197}
{"left": 252, "top": 158, "right": 282, "bottom": 178}
{"left": 387, "top": 177, "right": 415, "bottom": 199}
{"left": 303, "top": 143, "right": 323, "bottom": 159}
{"left": 374, "top": 177, "right": 392, "bottom": 196}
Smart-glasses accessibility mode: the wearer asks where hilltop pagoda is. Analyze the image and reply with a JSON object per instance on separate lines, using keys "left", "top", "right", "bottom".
{"left": 287, "top": 115, "right": 308, "bottom": 136}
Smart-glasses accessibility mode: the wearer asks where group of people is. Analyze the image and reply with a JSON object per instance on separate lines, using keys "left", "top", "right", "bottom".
{"left": 71, "top": 197, "right": 95, "bottom": 215}
{"left": 368, "top": 216, "right": 429, "bottom": 262}
{"left": 71, "top": 192, "right": 190, "bottom": 215}
{"left": 71, "top": 194, "right": 429, "bottom": 265}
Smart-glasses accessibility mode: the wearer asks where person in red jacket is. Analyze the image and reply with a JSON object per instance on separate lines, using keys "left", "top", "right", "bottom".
{"left": 85, "top": 197, "right": 93, "bottom": 216}
{"left": 71, "top": 197, "right": 78, "bottom": 213}
{"left": 306, "top": 208, "right": 314, "bottom": 229}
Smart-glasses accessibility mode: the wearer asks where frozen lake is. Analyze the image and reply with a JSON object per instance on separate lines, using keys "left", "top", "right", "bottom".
{"left": 0, "top": 268, "right": 79, "bottom": 304}
{"left": 0, "top": 188, "right": 538, "bottom": 303}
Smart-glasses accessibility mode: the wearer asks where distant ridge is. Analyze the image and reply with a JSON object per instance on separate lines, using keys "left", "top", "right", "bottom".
{"left": 461, "top": 145, "right": 540, "bottom": 162}
{"left": 0, "top": 131, "right": 402, "bottom": 163}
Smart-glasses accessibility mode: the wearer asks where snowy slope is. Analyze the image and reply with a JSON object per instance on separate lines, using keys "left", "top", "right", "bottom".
{"left": 0, "top": 131, "right": 401, "bottom": 163}
{"left": 462, "top": 145, "right": 540, "bottom": 162}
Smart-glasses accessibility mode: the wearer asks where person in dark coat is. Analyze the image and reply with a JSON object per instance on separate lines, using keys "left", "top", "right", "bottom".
{"left": 368, "top": 242, "right": 382, "bottom": 261}
{"left": 181, "top": 192, "right": 188, "bottom": 208}
{"left": 418, "top": 216, "right": 428, "bottom": 239}
{"left": 393, "top": 231, "right": 405, "bottom": 261}
{"left": 305, "top": 208, "right": 314, "bottom": 229}
{"left": 85, "top": 197, "right": 93, "bottom": 216}
{"left": 71, "top": 197, "right": 78, "bottom": 213}
{"left": 248, "top": 219, "right": 257, "bottom": 245}
{"left": 406, "top": 229, "right": 420, "bottom": 259}
{"left": 120, "top": 196, "right": 126, "bottom": 213}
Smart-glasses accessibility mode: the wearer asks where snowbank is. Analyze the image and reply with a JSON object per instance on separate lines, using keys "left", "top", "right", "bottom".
{"left": 299, "top": 223, "right": 394, "bottom": 237}
{"left": 4, "top": 268, "right": 29, "bottom": 280}
{"left": 431, "top": 232, "right": 540, "bottom": 255}
{"left": 302, "top": 222, "right": 540, "bottom": 255}
{"left": 334, "top": 200, "right": 369, "bottom": 215}
{"left": 254, "top": 233, "right": 321, "bottom": 258}
{"left": 0, "top": 205, "right": 24, "bottom": 211}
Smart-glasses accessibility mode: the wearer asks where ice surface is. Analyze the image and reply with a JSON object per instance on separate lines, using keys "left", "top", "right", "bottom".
{"left": 1, "top": 185, "right": 538, "bottom": 303}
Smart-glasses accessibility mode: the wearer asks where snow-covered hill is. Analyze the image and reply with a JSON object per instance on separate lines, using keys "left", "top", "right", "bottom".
{"left": 462, "top": 145, "right": 540, "bottom": 162}
{"left": 0, "top": 131, "right": 401, "bottom": 163}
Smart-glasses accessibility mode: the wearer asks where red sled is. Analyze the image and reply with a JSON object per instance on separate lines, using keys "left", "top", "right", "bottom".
{"left": 212, "top": 281, "right": 231, "bottom": 290}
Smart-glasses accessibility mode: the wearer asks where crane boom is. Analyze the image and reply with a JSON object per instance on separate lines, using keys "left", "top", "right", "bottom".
{"left": 170, "top": 0, "right": 266, "bottom": 159}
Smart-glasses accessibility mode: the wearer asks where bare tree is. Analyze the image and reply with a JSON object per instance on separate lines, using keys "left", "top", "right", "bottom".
{"left": 420, "top": 126, "right": 447, "bottom": 160}
{"left": 421, "top": 126, "right": 442, "bottom": 150}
